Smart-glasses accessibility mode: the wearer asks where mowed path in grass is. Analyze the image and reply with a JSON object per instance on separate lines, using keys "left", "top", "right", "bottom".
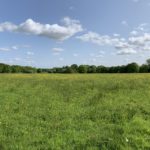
{"left": 0, "top": 74, "right": 150, "bottom": 150}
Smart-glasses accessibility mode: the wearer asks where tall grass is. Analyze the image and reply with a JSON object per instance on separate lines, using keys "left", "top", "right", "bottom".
{"left": 0, "top": 74, "right": 150, "bottom": 149}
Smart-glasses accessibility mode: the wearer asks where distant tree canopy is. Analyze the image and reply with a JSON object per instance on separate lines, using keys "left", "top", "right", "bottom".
{"left": 126, "top": 63, "right": 140, "bottom": 73}
{"left": 0, "top": 59, "right": 150, "bottom": 73}
{"left": 140, "top": 64, "right": 149, "bottom": 73}
{"left": 146, "top": 58, "right": 150, "bottom": 66}
{"left": 78, "top": 65, "right": 88, "bottom": 73}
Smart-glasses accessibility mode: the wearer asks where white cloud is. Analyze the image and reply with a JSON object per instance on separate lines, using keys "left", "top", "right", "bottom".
{"left": 129, "top": 33, "right": 150, "bottom": 45}
{"left": 115, "top": 42, "right": 130, "bottom": 50}
{"left": 77, "top": 23, "right": 150, "bottom": 56}
{"left": 27, "top": 51, "right": 34, "bottom": 55}
{"left": 143, "top": 45, "right": 150, "bottom": 51}
{"left": 52, "top": 48, "right": 64, "bottom": 56}
{"left": 0, "top": 48, "right": 10, "bottom": 51}
{"left": 77, "top": 32, "right": 120, "bottom": 46}
{"left": 0, "top": 22, "right": 17, "bottom": 32}
{"left": 11, "top": 46, "right": 19, "bottom": 50}
{"left": 117, "top": 49, "right": 137, "bottom": 55}
{"left": 0, "top": 17, "right": 83, "bottom": 40}
{"left": 52, "top": 48, "right": 64, "bottom": 52}
{"left": 115, "top": 41, "right": 138, "bottom": 55}
{"left": 121, "top": 20, "right": 128, "bottom": 26}
{"left": 113, "top": 33, "right": 120, "bottom": 37}
{"left": 130, "top": 30, "right": 138, "bottom": 36}
{"left": 76, "top": 33, "right": 139, "bottom": 55}
{"left": 135, "top": 23, "right": 148, "bottom": 32}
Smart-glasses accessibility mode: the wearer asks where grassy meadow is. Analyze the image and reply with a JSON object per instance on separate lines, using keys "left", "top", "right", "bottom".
{"left": 0, "top": 74, "right": 150, "bottom": 150}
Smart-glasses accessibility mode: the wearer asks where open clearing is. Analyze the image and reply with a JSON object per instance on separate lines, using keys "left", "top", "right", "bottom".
{"left": 0, "top": 74, "right": 150, "bottom": 150}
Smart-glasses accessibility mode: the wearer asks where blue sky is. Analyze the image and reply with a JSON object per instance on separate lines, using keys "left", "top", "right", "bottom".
{"left": 0, "top": 0, "right": 150, "bottom": 67}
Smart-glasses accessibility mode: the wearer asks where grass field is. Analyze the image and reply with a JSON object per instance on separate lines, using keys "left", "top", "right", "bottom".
{"left": 0, "top": 74, "right": 150, "bottom": 150}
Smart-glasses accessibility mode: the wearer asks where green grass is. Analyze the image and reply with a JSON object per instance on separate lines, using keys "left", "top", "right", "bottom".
{"left": 0, "top": 74, "right": 150, "bottom": 150}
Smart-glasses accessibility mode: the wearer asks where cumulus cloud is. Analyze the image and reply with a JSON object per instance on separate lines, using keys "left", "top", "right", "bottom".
{"left": 0, "top": 22, "right": 17, "bottom": 32}
{"left": 52, "top": 48, "right": 64, "bottom": 52}
{"left": 0, "top": 17, "right": 83, "bottom": 40}
{"left": 135, "top": 23, "right": 148, "bottom": 32}
{"left": 117, "top": 49, "right": 137, "bottom": 55}
{"left": 0, "top": 47, "right": 10, "bottom": 51}
{"left": 52, "top": 47, "right": 64, "bottom": 56}
{"left": 113, "top": 33, "right": 120, "bottom": 37}
{"left": 129, "top": 33, "right": 150, "bottom": 45}
{"left": 115, "top": 41, "right": 139, "bottom": 55}
{"left": 77, "top": 26, "right": 150, "bottom": 55}
{"left": 76, "top": 32, "right": 120, "bottom": 46}
{"left": 130, "top": 30, "right": 138, "bottom": 36}
{"left": 115, "top": 42, "right": 130, "bottom": 50}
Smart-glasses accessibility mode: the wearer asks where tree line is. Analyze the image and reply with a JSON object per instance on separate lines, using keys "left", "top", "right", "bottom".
{"left": 0, "top": 59, "right": 150, "bottom": 73}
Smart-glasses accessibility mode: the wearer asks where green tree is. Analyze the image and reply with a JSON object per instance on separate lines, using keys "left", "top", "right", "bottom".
{"left": 140, "top": 64, "right": 149, "bottom": 73}
{"left": 146, "top": 59, "right": 150, "bottom": 66}
{"left": 78, "top": 65, "right": 88, "bottom": 73}
{"left": 63, "top": 66, "right": 74, "bottom": 73}
{"left": 37, "top": 68, "right": 43, "bottom": 73}
{"left": 2, "top": 65, "right": 11, "bottom": 73}
{"left": 71, "top": 64, "right": 78, "bottom": 73}
{"left": 88, "top": 65, "right": 97, "bottom": 73}
{"left": 11, "top": 65, "right": 23, "bottom": 73}
{"left": 126, "top": 63, "right": 139, "bottom": 73}
{"left": 22, "top": 66, "right": 36, "bottom": 73}
{"left": 146, "top": 59, "right": 150, "bottom": 72}
{"left": 96, "top": 66, "right": 108, "bottom": 73}
{"left": 0, "top": 63, "right": 5, "bottom": 73}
